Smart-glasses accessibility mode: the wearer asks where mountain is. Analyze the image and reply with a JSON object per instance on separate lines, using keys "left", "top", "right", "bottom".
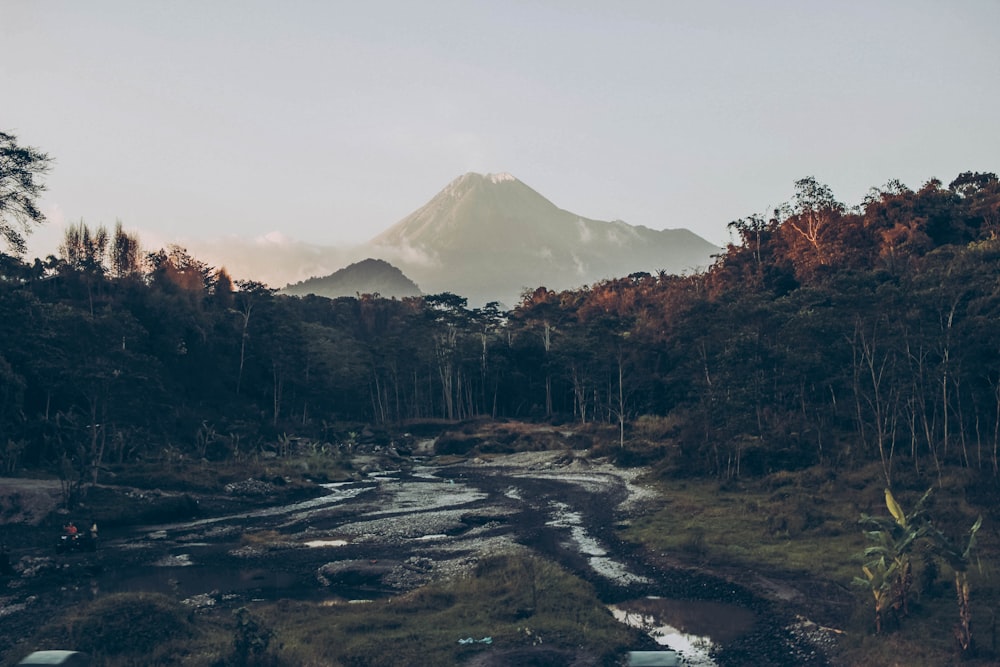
{"left": 368, "top": 172, "right": 720, "bottom": 306}
{"left": 282, "top": 258, "right": 421, "bottom": 299}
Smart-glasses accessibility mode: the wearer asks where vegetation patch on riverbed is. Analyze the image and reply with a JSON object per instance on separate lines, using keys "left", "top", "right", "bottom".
{"left": 14, "top": 554, "right": 639, "bottom": 667}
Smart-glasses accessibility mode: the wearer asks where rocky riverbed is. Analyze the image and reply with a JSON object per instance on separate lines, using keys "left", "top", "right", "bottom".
{"left": 0, "top": 448, "right": 848, "bottom": 666}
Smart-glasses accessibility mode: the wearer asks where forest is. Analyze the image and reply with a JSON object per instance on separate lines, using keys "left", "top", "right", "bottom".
{"left": 2, "top": 158, "right": 999, "bottom": 493}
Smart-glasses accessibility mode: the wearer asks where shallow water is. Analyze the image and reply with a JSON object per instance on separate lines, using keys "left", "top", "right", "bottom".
{"left": 96, "top": 562, "right": 305, "bottom": 600}
{"left": 610, "top": 596, "right": 757, "bottom": 667}
{"left": 65, "top": 463, "right": 761, "bottom": 660}
{"left": 545, "top": 500, "right": 652, "bottom": 585}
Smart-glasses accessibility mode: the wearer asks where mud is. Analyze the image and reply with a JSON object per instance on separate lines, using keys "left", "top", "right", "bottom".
{"left": 0, "top": 450, "right": 849, "bottom": 665}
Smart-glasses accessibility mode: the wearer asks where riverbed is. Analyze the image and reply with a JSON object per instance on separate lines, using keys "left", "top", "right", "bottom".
{"left": 1, "top": 450, "right": 841, "bottom": 665}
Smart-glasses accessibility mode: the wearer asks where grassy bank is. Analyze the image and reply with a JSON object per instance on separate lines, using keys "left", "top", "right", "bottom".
{"left": 16, "top": 554, "right": 639, "bottom": 667}
{"left": 621, "top": 461, "right": 1000, "bottom": 666}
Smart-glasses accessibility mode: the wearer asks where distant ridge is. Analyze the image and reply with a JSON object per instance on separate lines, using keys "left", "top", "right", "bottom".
{"left": 281, "top": 258, "right": 421, "bottom": 299}
{"left": 368, "top": 172, "right": 720, "bottom": 306}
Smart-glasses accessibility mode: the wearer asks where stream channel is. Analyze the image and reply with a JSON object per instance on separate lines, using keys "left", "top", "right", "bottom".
{"left": 38, "top": 453, "right": 832, "bottom": 665}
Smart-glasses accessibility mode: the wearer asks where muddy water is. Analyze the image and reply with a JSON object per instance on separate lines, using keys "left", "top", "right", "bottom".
{"left": 98, "top": 563, "right": 303, "bottom": 599}
{"left": 70, "top": 461, "right": 770, "bottom": 662}
{"left": 610, "top": 597, "right": 757, "bottom": 666}
{"left": 523, "top": 479, "right": 757, "bottom": 665}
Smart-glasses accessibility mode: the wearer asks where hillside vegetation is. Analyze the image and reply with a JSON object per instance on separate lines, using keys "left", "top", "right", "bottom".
{"left": 2, "top": 173, "right": 999, "bottom": 483}
{"left": 2, "top": 170, "right": 1000, "bottom": 664}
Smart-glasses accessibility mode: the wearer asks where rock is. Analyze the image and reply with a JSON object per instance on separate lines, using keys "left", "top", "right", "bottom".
{"left": 224, "top": 479, "right": 275, "bottom": 496}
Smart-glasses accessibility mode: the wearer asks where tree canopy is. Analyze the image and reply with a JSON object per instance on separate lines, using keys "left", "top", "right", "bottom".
{"left": 1, "top": 169, "right": 999, "bottom": 487}
{"left": 0, "top": 131, "right": 52, "bottom": 256}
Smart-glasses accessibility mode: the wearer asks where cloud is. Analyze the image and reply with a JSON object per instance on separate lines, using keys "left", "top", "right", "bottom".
{"left": 368, "top": 240, "right": 439, "bottom": 269}
{"left": 182, "top": 234, "right": 369, "bottom": 288}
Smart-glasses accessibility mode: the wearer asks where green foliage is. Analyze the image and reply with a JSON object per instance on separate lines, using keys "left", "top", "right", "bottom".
{"left": 1, "top": 168, "right": 1000, "bottom": 485}
{"left": 0, "top": 130, "right": 52, "bottom": 256}
{"left": 69, "top": 592, "right": 194, "bottom": 656}
{"left": 855, "top": 486, "right": 989, "bottom": 657}
{"left": 240, "top": 553, "right": 635, "bottom": 666}
{"left": 854, "top": 488, "right": 932, "bottom": 632}
{"left": 229, "top": 607, "right": 277, "bottom": 667}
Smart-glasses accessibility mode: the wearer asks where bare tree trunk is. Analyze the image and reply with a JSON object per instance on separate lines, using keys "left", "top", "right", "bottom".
{"left": 272, "top": 361, "right": 282, "bottom": 425}
{"left": 236, "top": 302, "right": 252, "bottom": 395}
{"left": 617, "top": 353, "right": 626, "bottom": 448}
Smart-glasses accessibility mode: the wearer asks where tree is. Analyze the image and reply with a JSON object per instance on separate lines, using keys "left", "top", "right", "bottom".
{"left": 110, "top": 221, "right": 142, "bottom": 278}
{"left": 60, "top": 220, "right": 109, "bottom": 273}
{"left": 780, "top": 177, "right": 845, "bottom": 278}
{"left": 148, "top": 245, "right": 214, "bottom": 292}
{"left": 424, "top": 292, "right": 473, "bottom": 420}
{"left": 949, "top": 172, "right": 1000, "bottom": 240}
{"left": 233, "top": 279, "right": 273, "bottom": 396}
{"left": 514, "top": 287, "right": 565, "bottom": 417}
{"left": 0, "top": 131, "right": 53, "bottom": 256}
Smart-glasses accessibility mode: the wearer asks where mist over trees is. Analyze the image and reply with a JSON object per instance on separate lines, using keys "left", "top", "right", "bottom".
{"left": 1, "top": 165, "right": 999, "bottom": 487}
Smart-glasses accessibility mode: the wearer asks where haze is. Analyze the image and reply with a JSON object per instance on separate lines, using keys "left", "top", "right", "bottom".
{"left": 3, "top": 0, "right": 998, "bottom": 286}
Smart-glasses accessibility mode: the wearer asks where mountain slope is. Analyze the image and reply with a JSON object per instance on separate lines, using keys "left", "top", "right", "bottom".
{"left": 282, "top": 258, "right": 421, "bottom": 299}
{"left": 369, "top": 172, "right": 719, "bottom": 306}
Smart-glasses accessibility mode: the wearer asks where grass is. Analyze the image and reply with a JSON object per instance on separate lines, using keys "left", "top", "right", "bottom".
{"left": 103, "top": 452, "right": 355, "bottom": 492}
{"left": 620, "top": 461, "right": 1000, "bottom": 666}
{"left": 11, "top": 438, "right": 1000, "bottom": 666}
{"left": 19, "top": 593, "right": 206, "bottom": 666}
{"left": 12, "top": 554, "right": 638, "bottom": 667}
{"left": 624, "top": 465, "right": 868, "bottom": 583}
{"left": 257, "top": 553, "right": 638, "bottom": 666}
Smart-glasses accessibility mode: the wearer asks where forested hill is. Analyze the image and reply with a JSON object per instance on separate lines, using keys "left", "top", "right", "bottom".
{"left": 1, "top": 172, "right": 998, "bottom": 486}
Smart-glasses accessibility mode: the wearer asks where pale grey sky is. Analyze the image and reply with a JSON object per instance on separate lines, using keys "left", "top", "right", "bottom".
{"left": 4, "top": 0, "right": 999, "bottom": 276}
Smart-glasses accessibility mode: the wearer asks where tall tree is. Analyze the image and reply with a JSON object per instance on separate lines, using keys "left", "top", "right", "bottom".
{"left": 109, "top": 221, "right": 142, "bottom": 278}
{"left": 233, "top": 280, "right": 273, "bottom": 396}
{"left": 780, "top": 176, "right": 845, "bottom": 278}
{"left": 60, "top": 220, "right": 109, "bottom": 273}
{"left": 0, "top": 131, "right": 52, "bottom": 256}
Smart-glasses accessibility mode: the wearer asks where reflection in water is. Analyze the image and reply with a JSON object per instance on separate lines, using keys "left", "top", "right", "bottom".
{"left": 303, "top": 539, "right": 348, "bottom": 547}
{"left": 545, "top": 501, "right": 652, "bottom": 585}
{"left": 99, "top": 563, "right": 303, "bottom": 601}
{"left": 610, "top": 597, "right": 756, "bottom": 667}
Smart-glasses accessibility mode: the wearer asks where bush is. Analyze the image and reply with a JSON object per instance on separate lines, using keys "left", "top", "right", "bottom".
{"left": 434, "top": 434, "right": 479, "bottom": 456}
{"left": 71, "top": 592, "right": 194, "bottom": 655}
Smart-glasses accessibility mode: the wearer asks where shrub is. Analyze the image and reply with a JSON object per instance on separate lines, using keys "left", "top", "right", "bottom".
{"left": 71, "top": 592, "right": 194, "bottom": 655}
{"left": 434, "top": 434, "right": 478, "bottom": 456}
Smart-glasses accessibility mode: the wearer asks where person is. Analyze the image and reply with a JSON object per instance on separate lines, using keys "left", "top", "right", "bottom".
{"left": 64, "top": 521, "right": 78, "bottom": 536}
{"left": 0, "top": 544, "right": 11, "bottom": 575}
{"left": 89, "top": 521, "right": 98, "bottom": 542}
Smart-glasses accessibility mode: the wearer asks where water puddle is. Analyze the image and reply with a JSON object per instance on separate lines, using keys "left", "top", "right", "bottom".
{"left": 140, "top": 481, "right": 376, "bottom": 535}
{"left": 546, "top": 501, "right": 651, "bottom": 585}
{"left": 610, "top": 597, "right": 756, "bottom": 667}
{"left": 304, "top": 539, "right": 348, "bottom": 548}
{"left": 367, "top": 469, "right": 402, "bottom": 478}
{"left": 96, "top": 564, "right": 304, "bottom": 600}
{"left": 365, "top": 478, "right": 486, "bottom": 515}
{"left": 153, "top": 553, "right": 194, "bottom": 567}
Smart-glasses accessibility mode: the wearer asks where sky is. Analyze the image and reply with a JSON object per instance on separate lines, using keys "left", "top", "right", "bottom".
{"left": 3, "top": 0, "right": 999, "bottom": 284}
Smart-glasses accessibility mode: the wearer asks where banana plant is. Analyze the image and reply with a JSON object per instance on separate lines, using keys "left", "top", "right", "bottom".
{"left": 856, "top": 488, "right": 933, "bottom": 629}
{"left": 854, "top": 556, "right": 897, "bottom": 634}
{"left": 927, "top": 514, "right": 983, "bottom": 654}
